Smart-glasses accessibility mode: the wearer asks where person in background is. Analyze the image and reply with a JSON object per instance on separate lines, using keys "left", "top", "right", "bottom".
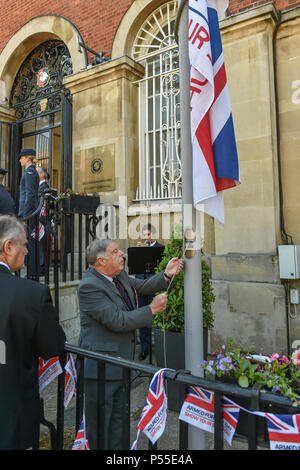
{"left": 36, "top": 167, "right": 51, "bottom": 276}
{"left": 136, "top": 223, "right": 165, "bottom": 361}
{"left": 18, "top": 148, "right": 40, "bottom": 279}
{"left": 0, "top": 215, "right": 66, "bottom": 450}
{"left": 36, "top": 166, "right": 50, "bottom": 198}
{"left": 18, "top": 148, "right": 39, "bottom": 219}
{"left": 0, "top": 168, "right": 16, "bottom": 215}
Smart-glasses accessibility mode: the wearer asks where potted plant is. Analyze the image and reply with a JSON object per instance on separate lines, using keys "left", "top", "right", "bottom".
{"left": 58, "top": 188, "right": 100, "bottom": 214}
{"left": 152, "top": 228, "right": 215, "bottom": 410}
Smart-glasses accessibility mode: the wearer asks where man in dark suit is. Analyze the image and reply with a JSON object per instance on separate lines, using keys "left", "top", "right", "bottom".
{"left": 136, "top": 223, "right": 165, "bottom": 361}
{"left": 0, "top": 168, "right": 16, "bottom": 215}
{"left": 37, "top": 166, "right": 50, "bottom": 198}
{"left": 0, "top": 215, "right": 66, "bottom": 450}
{"left": 78, "top": 238, "right": 183, "bottom": 450}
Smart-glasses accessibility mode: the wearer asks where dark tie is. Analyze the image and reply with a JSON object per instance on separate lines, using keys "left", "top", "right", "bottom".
{"left": 113, "top": 278, "right": 134, "bottom": 310}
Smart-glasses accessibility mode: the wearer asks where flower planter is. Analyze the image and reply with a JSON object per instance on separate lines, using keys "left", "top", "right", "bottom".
{"left": 154, "top": 328, "right": 208, "bottom": 412}
{"left": 58, "top": 194, "right": 100, "bottom": 214}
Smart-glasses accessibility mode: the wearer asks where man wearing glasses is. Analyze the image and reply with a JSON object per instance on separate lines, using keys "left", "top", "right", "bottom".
{"left": 78, "top": 238, "right": 183, "bottom": 450}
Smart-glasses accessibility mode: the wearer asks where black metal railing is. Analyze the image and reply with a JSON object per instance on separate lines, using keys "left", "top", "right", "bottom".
{"left": 23, "top": 192, "right": 99, "bottom": 319}
{"left": 40, "top": 344, "right": 300, "bottom": 451}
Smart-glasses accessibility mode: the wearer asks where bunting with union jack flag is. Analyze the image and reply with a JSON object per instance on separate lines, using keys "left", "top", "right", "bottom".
{"left": 38, "top": 356, "right": 62, "bottom": 393}
{"left": 72, "top": 414, "right": 90, "bottom": 450}
{"left": 131, "top": 368, "right": 174, "bottom": 449}
{"left": 31, "top": 202, "right": 46, "bottom": 240}
{"left": 64, "top": 353, "right": 77, "bottom": 408}
{"left": 264, "top": 413, "right": 300, "bottom": 451}
{"left": 179, "top": 386, "right": 240, "bottom": 445}
{"left": 189, "top": 0, "right": 240, "bottom": 225}
{"left": 222, "top": 395, "right": 241, "bottom": 445}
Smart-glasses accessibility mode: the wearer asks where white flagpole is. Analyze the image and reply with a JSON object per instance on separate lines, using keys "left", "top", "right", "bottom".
{"left": 178, "top": 0, "right": 206, "bottom": 450}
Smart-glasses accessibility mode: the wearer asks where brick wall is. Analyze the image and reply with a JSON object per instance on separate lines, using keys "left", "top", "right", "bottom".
{"left": 0, "top": 0, "right": 135, "bottom": 60}
{"left": 229, "top": 0, "right": 300, "bottom": 15}
{"left": 1, "top": 0, "right": 300, "bottom": 60}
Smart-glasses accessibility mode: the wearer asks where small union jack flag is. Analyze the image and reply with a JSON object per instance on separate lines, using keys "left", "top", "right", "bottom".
{"left": 38, "top": 356, "right": 62, "bottom": 393}
{"left": 222, "top": 395, "right": 240, "bottom": 445}
{"left": 179, "top": 387, "right": 240, "bottom": 445}
{"left": 184, "top": 385, "right": 215, "bottom": 413}
{"left": 31, "top": 203, "right": 47, "bottom": 241}
{"left": 72, "top": 414, "right": 90, "bottom": 450}
{"left": 265, "top": 413, "right": 300, "bottom": 450}
{"left": 131, "top": 368, "right": 173, "bottom": 448}
{"left": 31, "top": 222, "right": 45, "bottom": 241}
{"left": 64, "top": 353, "right": 77, "bottom": 408}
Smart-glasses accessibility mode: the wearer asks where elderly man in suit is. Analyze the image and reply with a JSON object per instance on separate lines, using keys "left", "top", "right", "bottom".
{"left": 78, "top": 238, "right": 183, "bottom": 450}
{"left": 36, "top": 166, "right": 50, "bottom": 198}
{"left": 0, "top": 215, "right": 66, "bottom": 450}
{"left": 0, "top": 168, "right": 16, "bottom": 215}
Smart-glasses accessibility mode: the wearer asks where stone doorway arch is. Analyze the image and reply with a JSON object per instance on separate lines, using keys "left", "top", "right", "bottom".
{"left": 0, "top": 14, "right": 87, "bottom": 103}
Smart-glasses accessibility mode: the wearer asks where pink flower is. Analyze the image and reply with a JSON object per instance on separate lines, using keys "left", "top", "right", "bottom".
{"left": 292, "top": 349, "right": 300, "bottom": 366}
{"left": 280, "top": 355, "right": 290, "bottom": 365}
{"left": 271, "top": 353, "right": 279, "bottom": 361}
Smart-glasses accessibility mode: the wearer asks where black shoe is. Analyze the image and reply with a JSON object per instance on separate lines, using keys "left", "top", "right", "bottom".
{"left": 139, "top": 350, "right": 148, "bottom": 361}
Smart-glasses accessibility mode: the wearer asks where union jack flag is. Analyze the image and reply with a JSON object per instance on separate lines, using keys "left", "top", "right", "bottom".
{"left": 31, "top": 203, "right": 46, "bottom": 241}
{"left": 64, "top": 353, "right": 77, "bottom": 408}
{"left": 265, "top": 413, "right": 300, "bottom": 450}
{"left": 179, "top": 386, "right": 215, "bottom": 435}
{"left": 179, "top": 387, "right": 240, "bottom": 445}
{"left": 184, "top": 385, "right": 215, "bottom": 413}
{"left": 222, "top": 395, "right": 240, "bottom": 445}
{"left": 38, "top": 356, "right": 62, "bottom": 393}
{"left": 189, "top": 0, "right": 240, "bottom": 225}
{"left": 72, "top": 414, "right": 90, "bottom": 450}
{"left": 131, "top": 368, "right": 173, "bottom": 448}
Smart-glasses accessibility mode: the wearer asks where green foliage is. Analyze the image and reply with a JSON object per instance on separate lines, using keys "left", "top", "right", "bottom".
{"left": 152, "top": 230, "right": 215, "bottom": 333}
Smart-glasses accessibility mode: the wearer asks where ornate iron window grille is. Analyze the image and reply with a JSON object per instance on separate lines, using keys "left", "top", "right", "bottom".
{"left": 133, "top": 1, "right": 181, "bottom": 202}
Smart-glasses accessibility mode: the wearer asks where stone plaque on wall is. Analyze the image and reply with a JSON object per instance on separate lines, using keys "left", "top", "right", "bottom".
{"left": 75, "top": 144, "right": 115, "bottom": 192}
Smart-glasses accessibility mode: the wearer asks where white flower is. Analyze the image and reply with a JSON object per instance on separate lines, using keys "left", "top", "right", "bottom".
{"left": 292, "top": 349, "right": 300, "bottom": 366}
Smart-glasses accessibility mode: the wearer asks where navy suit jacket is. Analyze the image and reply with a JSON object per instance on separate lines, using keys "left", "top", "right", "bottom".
{"left": 0, "top": 265, "right": 66, "bottom": 449}
{"left": 0, "top": 184, "right": 16, "bottom": 215}
{"left": 18, "top": 164, "right": 39, "bottom": 218}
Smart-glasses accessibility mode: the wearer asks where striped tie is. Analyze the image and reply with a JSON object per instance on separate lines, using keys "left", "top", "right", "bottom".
{"left": 113, "top": 278, "right": 133, "bottom": 310}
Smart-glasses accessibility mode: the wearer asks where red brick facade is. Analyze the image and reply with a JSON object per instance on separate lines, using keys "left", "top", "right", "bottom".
{"left": 229, "top": 0, "right": 300, "bottom": 15}
{"left": 0, "top": 0, "right": 135, "bottom": 59}
{"left": 1, "top": 0, "right": 300, "bottom": 60}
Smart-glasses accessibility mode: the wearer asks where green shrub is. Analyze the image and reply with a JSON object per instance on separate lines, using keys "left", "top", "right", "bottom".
{"left": 153, "top": 231, "right": 215, "bottom": 333}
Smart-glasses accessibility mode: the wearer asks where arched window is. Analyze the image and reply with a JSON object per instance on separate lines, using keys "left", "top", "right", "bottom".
{"left": 133, "top": 1, "right": 181, "bottom": 202}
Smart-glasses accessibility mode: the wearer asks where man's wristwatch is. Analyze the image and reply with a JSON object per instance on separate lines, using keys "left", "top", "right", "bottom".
{"left": 164, "top": 271, "right": 172, "bottom": 282}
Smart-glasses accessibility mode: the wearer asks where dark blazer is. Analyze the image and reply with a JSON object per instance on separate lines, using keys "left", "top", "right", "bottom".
{"left": 0, "top": 265, "right": 66, "bottom": 450}
{"left": 18, "top": 164, "right": 39, "bottom": 218}
{"left": 78, "top": 267, "right": 168, "bottom": 380}
{"left": 0, "top": 184, "right": 16, "bottom": 215}
{"left": 38, "top": 180, "right": 50, "bottom": 198}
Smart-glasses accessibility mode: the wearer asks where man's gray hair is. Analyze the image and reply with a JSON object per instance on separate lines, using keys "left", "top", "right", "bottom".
{"left": 37, "top": 166, "right": 49, "bottom": 179}
{"left": 0, "top": 215, "right": 25, "bottom": 253}
{"left": 86, "top": 238, "right": 114, "bottom": 265}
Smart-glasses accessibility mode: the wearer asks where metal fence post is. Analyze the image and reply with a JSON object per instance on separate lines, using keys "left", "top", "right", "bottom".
{"left": 214, "top": 390, "right": 224, "bottom": 450}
